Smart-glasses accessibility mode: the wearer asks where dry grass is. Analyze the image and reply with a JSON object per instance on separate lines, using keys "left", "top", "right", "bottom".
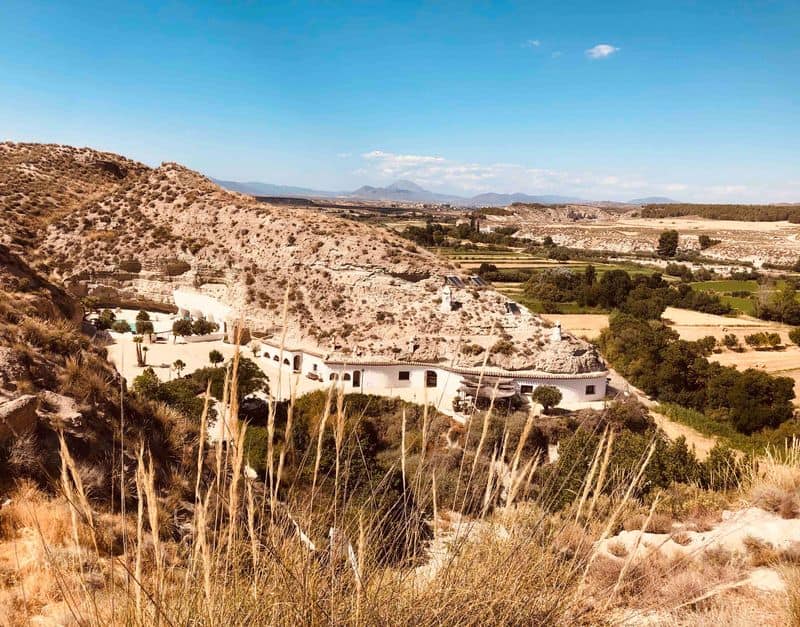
{"left": 5, "top": 343, "right": 800, "bottom": 624}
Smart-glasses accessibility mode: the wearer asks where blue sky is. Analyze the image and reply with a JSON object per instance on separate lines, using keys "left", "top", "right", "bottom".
{"left": 1, "top": 1, "right": 798, "bottom": 202}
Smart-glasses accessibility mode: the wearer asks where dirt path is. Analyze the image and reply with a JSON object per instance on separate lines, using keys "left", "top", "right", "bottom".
{"left": 651, "top": 411, "right": 717, "bottom": 460}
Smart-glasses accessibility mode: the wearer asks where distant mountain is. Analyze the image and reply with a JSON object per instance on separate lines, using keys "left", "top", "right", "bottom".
{"left": 211, "top": 178, "right": 335, "bottom": 198}
{"left": 348, "top": 179, "right": 464, "bottom": 204}
{"left": 214, "top": 176, "right": 595, "bottom": 207}
{"left": 628, "top": 196, "right": 680, "bottom": 205}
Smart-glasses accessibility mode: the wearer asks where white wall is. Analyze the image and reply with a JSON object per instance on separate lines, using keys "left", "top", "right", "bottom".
{"left": 253, "top": 344, "right": 606, "bottom": 413}
{"left": 173, "top": 289, "right": 234, "bottom": 328}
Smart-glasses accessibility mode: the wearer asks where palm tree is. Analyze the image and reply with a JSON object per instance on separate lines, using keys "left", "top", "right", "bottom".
{"left": 173, "top": 359, "right": 186, "bottom": 377}
{"left": 133, "top": 335, "right": 145, "bottom": 366}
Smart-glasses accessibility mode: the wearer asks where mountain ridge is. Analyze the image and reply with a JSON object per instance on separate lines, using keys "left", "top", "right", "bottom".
{"left": 212, "top": 176, "right": 594, "bottom": 206}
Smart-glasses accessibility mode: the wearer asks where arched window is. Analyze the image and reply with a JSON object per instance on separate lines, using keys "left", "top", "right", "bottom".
{"left": 343, "top": 373, "right": 351, "bottom": 381}
{"left": 425, "top": 370, "right": 438, "bottom": 388}
{"left": 330, "top": 373, "right": 339, "bottom": 381}
{"left": 293, "top": 355, "right": 302, "bottom": 372}
{"left": 273, "top": 355, "right": 279, "bottom": 362}
{"left": 283, "top": 358, "right": 290, "bottom": 366}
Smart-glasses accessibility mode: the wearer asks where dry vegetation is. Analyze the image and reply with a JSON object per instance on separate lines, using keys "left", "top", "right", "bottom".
{"left": 2, "top": 336, "right": 800, "bottom": 624}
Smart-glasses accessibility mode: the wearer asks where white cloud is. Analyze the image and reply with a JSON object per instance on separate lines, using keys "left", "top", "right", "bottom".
{"left": 586, "top": 44, "right": 619, "bottom": 59}
{"left": 336, "top": 152, "right": 352, "bottom": 158}
{"left": 707, "top": 185, "right": 748, "bottom": 196}
{"left": 524, "top": 39, "right": 541, "bottom": 48}
{"left": 357, "top": 150, "right": 662, "bottom": 197}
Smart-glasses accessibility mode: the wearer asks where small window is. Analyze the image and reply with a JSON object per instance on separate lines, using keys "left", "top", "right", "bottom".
{"left": 425, "top": 370, "right": 437, "bottom": 388}
{"left": 273, "top": 355, "right": 279, "bottom": 362}
{"left": 343, "top": 373, "right": 351, "bottom": 381}
{"left": 585, "top": 384, "right": 596, "bottom": 395}
{"left": 312, "top": 363, "right": 318, "bottom": 372}
{"left": 521, "top": 384, "right": 533, "bottom": 394}
{"left": 398, "top": 371, "right": 410, "bottom": 381}
{"left": 352, "top": 370, "right": 361, "bottom": 387}
{"left": 330, "top": 373, "right": 339, "bottom": 381}
{"left": 283, "top": 358, "right": 290, "bottom": 366}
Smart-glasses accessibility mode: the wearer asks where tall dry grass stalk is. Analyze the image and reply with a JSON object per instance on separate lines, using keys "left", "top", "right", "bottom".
{"left": 20, "top": 331, "right": 713, "bottom": 627}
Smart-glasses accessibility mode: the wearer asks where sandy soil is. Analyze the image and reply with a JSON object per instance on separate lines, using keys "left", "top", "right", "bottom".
{"left": 541, "top": 314, "right": 610, "bottom": 340}
{"left": 652, "top": 411, "right": 717, "bottom": 460}
{"left": 107, "top": 333, "right": 238, "bottom": 384}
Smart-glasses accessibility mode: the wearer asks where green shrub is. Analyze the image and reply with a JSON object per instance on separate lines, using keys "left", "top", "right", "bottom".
{"left": 111, "top": 320, "right": 131, "bottom": 333}
{"left": 532, "top": 386, "right": 562, "bottom": 413}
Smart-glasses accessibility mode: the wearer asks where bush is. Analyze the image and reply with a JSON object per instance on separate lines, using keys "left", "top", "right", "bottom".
{"left": 790, "top": 327, "right": 800, "bottom": 346}
{"left": 192, "top": 319, "right": 219, "bottom": 336}
{"left": 657, "top": 230, "right": 679, "bottom": 258}
{"left": 531, "top": 386, "right": 562, "bottom": 413}
{"left": 172, "top": 319, "right": 193, "bottom": 337}
{"left": 119, "top": 259, "right": 142, "bottom": 273}
{"left": 111, "top": 320, "right": 131, "bottom": 333}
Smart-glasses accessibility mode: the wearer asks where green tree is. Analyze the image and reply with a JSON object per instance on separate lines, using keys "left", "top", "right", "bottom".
{"left": 789, "top": 328, "right": 800, "bottom": 346}
{"left": 192, "top": 319, "right": 219, "bottom": 336}
{"left": 583, "top": 264, "right": 596, "bottom": 286}
{"left": 531, "top": 385, "right": 562, "bottom": 413}
{"left": 135, "top": 310, "right": 150, "bottom": 321}
{"left": 173, "top": 359, "right": 186, "bottom": 377}
{"left": 172, "top": 318, "right": 193, "bottom": 341}
{"left": 132, "top": 367, "right": 160, "bottom": 399}
{"left": 657, "top": 229, "right": 679, "bottom": 258}
{"left": 94, "top": 309, "right": 116, "bottom": 330}
{"left": 209, "top": 349, "right": 224, "bottom": 366}
{"left": 191, "top": 357, "right": 267, "bottom": 402}
{"left": 111, "top": 320, "right": 131, "bottom": 333}
{"left": 597, "top": 269, "right": 633, "bottom": 308}
{"left": 135, "top": 319, "right": 154, "bottom": 337}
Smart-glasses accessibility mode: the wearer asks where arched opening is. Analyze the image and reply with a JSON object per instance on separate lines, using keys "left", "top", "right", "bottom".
{"left": 425, "top": 370, "right": 438, "bottom": 388}
{"left": 329, "top": 373, "right": 339, "bottom": 381}
{"left": 343, "top": 373, "right": 351, "bottom": 382}
{"left": 283, "top": 358, "right": 290, "bottom": 366}
{"left": 292, "top": 355, "right": 302, "bottom": 372}
{"left": 352, "top": 370, "right": 361, "bottom": 387}
{"left": 273, "top": 355, "right": 279, "bottom": 362}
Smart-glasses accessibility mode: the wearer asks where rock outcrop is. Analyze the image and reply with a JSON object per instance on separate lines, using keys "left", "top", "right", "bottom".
{"left": 2, "top": 143, "right": 605, "bottom": 374}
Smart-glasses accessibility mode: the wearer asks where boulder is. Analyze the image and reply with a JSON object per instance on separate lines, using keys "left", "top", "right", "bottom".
{"left": 0, "top": 395, "right": 39, "bottom": 443}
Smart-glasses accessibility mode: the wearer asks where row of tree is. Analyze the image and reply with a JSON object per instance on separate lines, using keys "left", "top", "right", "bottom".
{"left": 524, "top": 266, "right": 731, "bottom": 318}
{"left": 599, "top": 313, "right": 796, "bottom": 434}
{"left": 643, "top": 204, "right": 800, "bottom": 223}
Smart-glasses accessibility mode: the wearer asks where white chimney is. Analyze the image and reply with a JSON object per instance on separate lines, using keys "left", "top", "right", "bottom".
{"left": 550, "top": 321, "right": 562, "bottom": 342}
{"left": 440, "top": 285, "right": 453, "bottom": 313}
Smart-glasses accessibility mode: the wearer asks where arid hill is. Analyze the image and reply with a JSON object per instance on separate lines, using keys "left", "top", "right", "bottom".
{"left": 0, "top": 142, "right": 146, "bottom": 253}
{"left": 2, "top": 142, "right": 603, "bottom": 373}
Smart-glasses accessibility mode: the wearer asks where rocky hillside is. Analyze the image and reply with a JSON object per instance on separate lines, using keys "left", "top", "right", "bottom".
{"left": 0, "top": 142, "right": 146, "bottom": 253}
{"left": 3, "top": 143, "right": 603, "bottom": 374}
{"left": 0, "top": 243, "right": 196, "bottom": 499}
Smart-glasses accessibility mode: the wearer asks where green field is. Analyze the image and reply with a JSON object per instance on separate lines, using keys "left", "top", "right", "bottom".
{"left": 494, "top": 291, "right": 611, "bottom": 315}
{"left": 689, "top": 279, "right": 799, "bottom": 316}
{"left": 689, "top": 279, "right": 759, "bottom": 293}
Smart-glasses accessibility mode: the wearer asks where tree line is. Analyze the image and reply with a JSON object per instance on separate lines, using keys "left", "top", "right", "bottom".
{"left": 599, "top": 313, "right": 795, "bottom": 434}
{"left": 642, "top": 203, "right": 800, "bottom": 223}
{"left": 523, "top": 266, "right": 732, "bottom": 318}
